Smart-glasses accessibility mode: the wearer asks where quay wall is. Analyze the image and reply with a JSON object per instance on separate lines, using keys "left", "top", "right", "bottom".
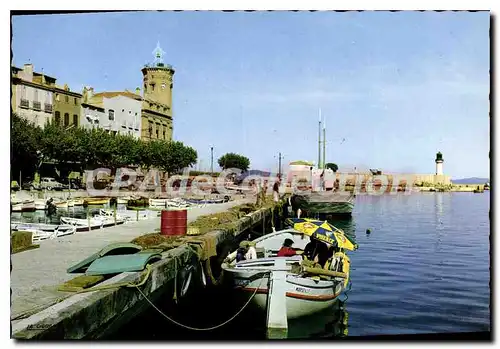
{"left": 11, "top": 202, "right": 284, "bottom": 339}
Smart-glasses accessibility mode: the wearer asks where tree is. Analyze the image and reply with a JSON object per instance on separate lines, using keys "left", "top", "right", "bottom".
{"left": 11, "top": 113, "right": 42, "bottom": 178}
{"left": 218, "top": 153, "right": 250, "bottom": 171}
{"left": 325, "top": 163, "right": 338, "bottom": 172}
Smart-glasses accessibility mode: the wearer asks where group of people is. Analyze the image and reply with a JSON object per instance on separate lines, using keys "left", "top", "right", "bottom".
{"left": 250, "top": 177, "right": 282, "bottom": 206}
{"left": 276, "top": 236, "right": 337, "bottom": 268}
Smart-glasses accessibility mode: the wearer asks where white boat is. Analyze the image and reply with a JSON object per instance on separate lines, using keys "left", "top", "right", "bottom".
{"left": 11, "top": 222, "right": 76, "bottom": 239}
{"left": 11, "top": 201, "right": 23, "bottom": 212}
{"left": 149, "top": 198, "right": 169, "bottom": 207}
{"left": 221, "top": 228, "right": 351, "bottom": 320}
{"left": 11, "top": 200, "right": 36, "bottom": 212}
{"left": 117, "top": 196, "right": 135, "bottom": 205}
{"left": 54, "top": 200, "right": 69, "bottom": 209}
{"left": 34, "top": 199, "right": 47, "bottom": 210}
{"left": 98, "top": 209, "right": 157, "bottom": 222}
{"left": 60, "top": 216, "right": 125, "bottom": 231}
{"left": 22, "top": 200, "right": 36, "bottom": 212}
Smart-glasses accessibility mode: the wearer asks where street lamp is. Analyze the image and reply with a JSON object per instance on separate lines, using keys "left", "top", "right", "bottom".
{"left": 210, "top": 146, "right": 214, "bottom": 174}
{"left": 274, "top": 152, "right": 284, "bottom": 179}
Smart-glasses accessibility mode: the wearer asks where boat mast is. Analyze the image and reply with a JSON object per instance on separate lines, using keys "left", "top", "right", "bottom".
{"left": 322, "top": 118, "right": 326, "bottom": 170}
{"left": 318, "top": 108, "right": 322, "bottom": 169}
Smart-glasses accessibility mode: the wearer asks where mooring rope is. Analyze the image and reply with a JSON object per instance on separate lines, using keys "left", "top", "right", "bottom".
{"left": 134, "top": 273, "right": 267, "bottom": 331}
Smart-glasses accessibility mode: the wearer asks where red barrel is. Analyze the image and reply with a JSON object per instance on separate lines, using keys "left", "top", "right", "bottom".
{"left": 160, "top": 209, "right": 187, "bottom": 236}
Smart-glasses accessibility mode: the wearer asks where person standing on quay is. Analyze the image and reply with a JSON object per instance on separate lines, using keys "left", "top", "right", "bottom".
{"left": 273, "top": 179, "right": 280, "bottom": 203}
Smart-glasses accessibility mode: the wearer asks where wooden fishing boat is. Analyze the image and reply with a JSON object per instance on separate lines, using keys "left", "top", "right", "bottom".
{"left": 11, "top": 222, "right": 76, "bottom": 239}
{"left": 34, "top": 199, "right": 47, "bottom": 210}
{"left": 71, "top": 198, "right": 85, "bottom": 206}
{"left": 84, "top": 198, "right": 110, "bottom": 205}
{"left": 98, "top": 208, "right": 158, "bottom": 221}
{"left": 117, "top": 196, "right": 134, "bottom": 205}
{"left": 149, "top": 198, "right": 168, "bottom": 207}
{"left": 60, "top": 215, "right": 125, "bottom": 231}
{"left": 54, "top": 200, "right": 69, "bottom": 209}
{"left": 292, "top": 192, "right": 355, "bottom": 216}
{"left": 11, "top": 201, "right": 23, "bottom": 212}
{"left": 11, "top": 200, "right": 36, "bottom": 212}
{"left": 222, "top": 228, "right": 352, "bottom": 320}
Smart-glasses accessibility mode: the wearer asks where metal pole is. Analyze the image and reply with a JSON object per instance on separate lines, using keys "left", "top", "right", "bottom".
{"left": 278, "top": 152, "right": 282, "bottom": 178}
{"left": 210, "top": 146, "right": 214, "bottom": 174}
{"left": 318, "top": 109, "right": 322, "bottom": 169}
{"left": 322, "top": 120, "right": 326, "bottom": 170}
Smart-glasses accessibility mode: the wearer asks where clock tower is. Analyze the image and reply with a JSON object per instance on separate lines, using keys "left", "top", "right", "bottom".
{"left": 140, "top": 42, "right": 175, "bottom": 141}
{"left": 141, "top": 42, "right": 175, "bottom": 107}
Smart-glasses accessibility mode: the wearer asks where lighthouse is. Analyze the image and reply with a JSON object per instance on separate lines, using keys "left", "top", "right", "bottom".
{"left": 435, "top": 152, "right": 444, "bottom": 175}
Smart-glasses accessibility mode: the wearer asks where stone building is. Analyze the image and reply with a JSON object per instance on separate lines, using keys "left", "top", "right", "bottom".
{"left": 140, "top": 42, "right": 175, "bottom": 141}
{"left": 80, "top": 88, "right": 142, "bottom": 138}
{"left": 11, "top": 64, "right": 56, "bottom": 128}
{"left": 53, "top": 84, "right": 82, "bottom": 128}
{"left": 80, "top": 87, "right": 106, "bottom": 130}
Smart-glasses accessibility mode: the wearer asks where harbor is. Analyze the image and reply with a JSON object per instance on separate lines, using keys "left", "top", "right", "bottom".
{"left": 10, "top": 10, "right": 490, "bottom": 342}
{"left": 11, "top": 195, "right": 285, "bottom": 338}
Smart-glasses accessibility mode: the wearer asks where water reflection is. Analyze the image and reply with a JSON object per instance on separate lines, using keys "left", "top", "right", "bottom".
{"left": 288, "top": 299, "right": 349, "bottom": 338}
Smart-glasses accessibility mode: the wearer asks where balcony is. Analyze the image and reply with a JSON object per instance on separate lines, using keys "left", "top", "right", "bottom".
{"left": 44, "top": 104, "right": 53, "bottom": 113}
{"left": 20, "top": 99, "right": 29, "bottom": 108}
{"left": 33, "top": 101, "right": 41, "bottom": 111}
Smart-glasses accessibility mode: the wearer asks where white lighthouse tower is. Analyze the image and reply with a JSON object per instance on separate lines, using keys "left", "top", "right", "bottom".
{"left": 435, "top": 151, "right": 444, "bottom": 175}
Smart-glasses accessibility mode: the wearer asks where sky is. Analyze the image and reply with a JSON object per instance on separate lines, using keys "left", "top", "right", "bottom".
{"left": 11, "top": 11, "right": 490, "bottom": 178}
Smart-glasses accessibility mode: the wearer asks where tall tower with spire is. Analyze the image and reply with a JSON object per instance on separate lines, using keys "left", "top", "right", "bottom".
{"left": 140, "top": 42, "right": 176, "bottom": 141}
{"left": 142, "top": 42, "right": 175, "bottom": 107}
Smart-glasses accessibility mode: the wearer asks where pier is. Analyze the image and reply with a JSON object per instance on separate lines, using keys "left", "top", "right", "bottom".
{"left": 11, "top": 197, "right": 287, "bottom": 339}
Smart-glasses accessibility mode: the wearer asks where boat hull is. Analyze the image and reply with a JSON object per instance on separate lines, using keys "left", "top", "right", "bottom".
{"left": 221, "top": 228, "right": 353, "bottom": 321}
{"left": 294, "top": 193, "right": 355, "bottom": 215}
{"left": 230, "top": 272, "right": 344, "bottom": 319}
{"left": 84, "top": 198, "right": 110, "bottom": 205}
{"left": 60, "top": 216, "right": 125, "bottom": 231}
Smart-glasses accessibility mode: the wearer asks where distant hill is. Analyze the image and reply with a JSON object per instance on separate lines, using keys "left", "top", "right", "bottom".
{"left": 452, "top": 177, "right": 489, "bottom": 184}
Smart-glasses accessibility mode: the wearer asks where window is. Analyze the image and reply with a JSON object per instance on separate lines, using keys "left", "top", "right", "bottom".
{"left": 135, "top": 112, "right": 138, "bottom": 116}
{"left": 74, "top": 97, "right": 77, "bottom": 105}
{"left": 150, "top": 84, "right": 155, "bottom": 92}
{"left": 55, "top": 111, "right": 61, "bottom": 125}
{"left": 122, "top": 109, "right": 125, "bottom": 112}
{"left": 108, "top": 109, "right": 114, "bottom": 121}
{"left": 163, "top": 130, "right": 166, "bottom": 139}
{"left": 73, "top": 114, "right": 78, "bottom": 126}
{"left": 55, "top": 93, "right": 60, "bottom": 102}
{"left": 129, "top": 110, "right": 131, "bottom": 114}
{"left": 143, "top": 83, "right": 147, "bottom": 92}
{"left": 65, "top": 95, "right": 69, "bottom": 103}
{"left": 34, "top": 90, "right": 39, "bottom": 102}
{"left": 64, "top": 113, "right": 69, "bottom": 126}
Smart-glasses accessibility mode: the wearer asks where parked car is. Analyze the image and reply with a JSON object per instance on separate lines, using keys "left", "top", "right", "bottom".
{"left": 40, "top": 177, "right": 64, "bottom": 191}
{"left": 21, "top": 180, "right": 40, "bottom": 191}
